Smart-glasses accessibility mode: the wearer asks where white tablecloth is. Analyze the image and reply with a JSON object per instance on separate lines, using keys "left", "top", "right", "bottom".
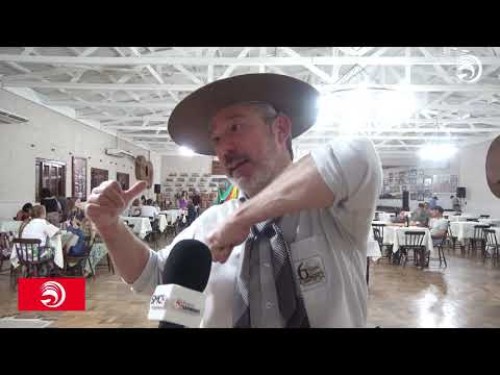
{"left": 159, "top": 209, "right": 182, "bottom": 224}
{"left": 377, "top": 212, "right": 394, "bottom": 222}
{"left": 157, "top": 214, "right": 168, "bottom": 233}
{"left": 478, "top": 218, "right": 500, "bottom": 227}
{"left": 366, "top": 229, "right": 382, "bottom": 260}
{"left": 450, "top": 222, "right": 490, "bottom": 243}
{"left": 448, "top": 214, "right": 479, "bottom": 222}
{"left": 385, "top": 226, "right": 434, "bottom": 254}
{"left": 0, "top": 220, "right": 22, "bottom": 234}
{"left": 121, "top": 216, "right": 152, "bottom": 239}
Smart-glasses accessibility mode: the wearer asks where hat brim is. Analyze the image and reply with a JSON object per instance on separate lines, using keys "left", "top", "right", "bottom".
{"left": 167, "top": 73, "right": 320, "bottom": 156}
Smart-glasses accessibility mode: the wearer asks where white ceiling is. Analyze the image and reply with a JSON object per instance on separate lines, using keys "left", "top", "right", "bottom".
{"left": 1, "top": 46, "right": 499, "bottom": 162}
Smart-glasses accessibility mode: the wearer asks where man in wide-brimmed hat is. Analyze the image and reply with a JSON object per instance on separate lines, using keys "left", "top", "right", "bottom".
{"left": 85, "top": 73, "right": 383, "bottom": 328}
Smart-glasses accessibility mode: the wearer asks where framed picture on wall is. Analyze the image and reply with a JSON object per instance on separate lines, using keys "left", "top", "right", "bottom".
{"left": 91, "top": 168, "right": 109, "bottom": 190}
{"left": 72, "top": 156, "right": 87, "bottom": 200}
{"left": 116, "top": 172, "right": 130, "bottom": 191}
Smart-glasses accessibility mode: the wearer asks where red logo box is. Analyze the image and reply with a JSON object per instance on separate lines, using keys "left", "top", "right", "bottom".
{"left": 18, "top": 278, "right": 86, "bottom": 311}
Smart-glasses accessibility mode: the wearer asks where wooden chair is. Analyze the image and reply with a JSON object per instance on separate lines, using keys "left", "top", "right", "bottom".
{"left": 0, "top": 232, "right": 14, "bottom": 273}
{"left": 446, "top": 225, "right": 460, "bottom": 253}
{"left": 12, "top": 238, "right": 55, "bottom": 278}
{"left": 469, "top": 225, "right": 490, "bottom": 256}
{"left": 433, "top": 230, "right": 448, "bottom": 268}
{"left": 63, "top": 235, "right": 96, "bottom": 278}
{"left": 399, "top": 231, "right": 426, "bottom": 268}
{"left": 372, "top": 223, "right": 392, "bottom": 261}
{"left": 484, "top": 229, "right": 499, "bottom": 266}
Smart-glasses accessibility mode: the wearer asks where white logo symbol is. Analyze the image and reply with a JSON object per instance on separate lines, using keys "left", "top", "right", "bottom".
{"left": 40, "top": 281, "right": 66, "bottom": 308}
{"left": 456, "top": 54, "right": 482, "bottom": 83}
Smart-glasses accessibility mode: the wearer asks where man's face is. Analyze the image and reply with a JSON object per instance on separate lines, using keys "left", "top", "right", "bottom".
{"left": 430, "top": 209, "right": 441, "bottom": 218}
{"left": 210, "top": 103, "right": 287, "bottom": 196}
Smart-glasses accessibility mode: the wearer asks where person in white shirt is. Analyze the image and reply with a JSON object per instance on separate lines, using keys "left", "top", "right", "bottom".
{"left": 140, "top": 204, "right": 158, "bottom": 219}
{"left": 21, "top": 204, "right": 60, "bottom": 247}
{"left": 85, "top": 73, "right": 383, "bottom": 328}
{"left": 18, "top": 205, "right": 60, "bottom": 274}
{"left": 428, "top": 205, "right": 449, "bottom": 247}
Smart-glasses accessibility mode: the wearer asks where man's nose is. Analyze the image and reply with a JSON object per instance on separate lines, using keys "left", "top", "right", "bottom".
{"left": 217, "top": 137, "right": 238, "bottom": 160}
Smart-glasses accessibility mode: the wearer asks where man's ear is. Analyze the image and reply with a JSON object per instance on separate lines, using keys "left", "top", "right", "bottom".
{"left": 272, "top": 114, "right": 292, "bottom": 146}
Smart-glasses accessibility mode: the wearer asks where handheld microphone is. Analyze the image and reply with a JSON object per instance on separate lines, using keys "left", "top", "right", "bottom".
{"left": 148, "top": 239, "right": 212, "bottom": 328}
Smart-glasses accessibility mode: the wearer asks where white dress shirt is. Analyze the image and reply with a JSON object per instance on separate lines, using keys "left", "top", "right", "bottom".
{"left": 128, "top": 137, "right": 383, "bottom": 327}
{"left": 21, "top": 218, "right": 60, "bottom": 246}
{"left": 140, "top": 205, "right": 158, "bottom": 218}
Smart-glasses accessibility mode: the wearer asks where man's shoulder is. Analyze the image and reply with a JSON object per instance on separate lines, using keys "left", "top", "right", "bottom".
{"left": 198, "top": 199, "right": 239, "bottom": 219}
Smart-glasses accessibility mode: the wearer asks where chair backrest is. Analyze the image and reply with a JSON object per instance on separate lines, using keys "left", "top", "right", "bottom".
{"left": 403, "top": 231, "right": 426, "bottom": 247}
{"left": 447, "top": 224, "right": 454, "bottom": 238}
{"left": 12, "top": 238, "right": 47, "bottom": 264}
{"left": 0, "top": 231, "right": 15, "bottom": 258}
{"left": 473, "top": 225, "right": 490, "bottom": 240}
{"left": 372, "top": 227, "right": 383, "bottom": 248}
{"left": 484, "top": 229, "right": 498, "bottom": 248}
{"left": 438, "top": 227, "right": 449, "bottom": 247}
{"left": 372, "top": 223, "right": 385, "bottom": 239}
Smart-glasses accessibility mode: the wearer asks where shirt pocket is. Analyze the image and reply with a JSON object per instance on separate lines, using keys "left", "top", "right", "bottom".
{"left": 290, "top": 235, "right": 330, "bottom": 325}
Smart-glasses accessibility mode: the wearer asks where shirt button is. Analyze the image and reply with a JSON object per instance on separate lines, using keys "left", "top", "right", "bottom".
{"left": 265, "top": 302, "right": 273, "bottom": 309}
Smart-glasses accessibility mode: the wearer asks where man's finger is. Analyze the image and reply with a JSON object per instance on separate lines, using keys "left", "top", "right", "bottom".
{"left": 123, "top": 180, "right": 148, "bottom": 204}
{"left": 91, "top": 180, "right": 122, "bottom": 196}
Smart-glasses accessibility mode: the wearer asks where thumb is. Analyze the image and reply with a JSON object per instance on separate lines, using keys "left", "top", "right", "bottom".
{"left": 123, "top": 180, "right": 148, "bottom": 204}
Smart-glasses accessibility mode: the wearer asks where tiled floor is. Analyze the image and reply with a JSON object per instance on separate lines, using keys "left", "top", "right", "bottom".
{"left": 1, "top": 243, "right": 500, "bottom": 328}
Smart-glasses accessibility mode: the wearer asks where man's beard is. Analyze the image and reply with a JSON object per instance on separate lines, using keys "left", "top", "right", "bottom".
{"left": 228, "top": 164, "right": 276, "bottom": 197}
{"left": 225, "top": 141, "right": 281, "bottom": 197}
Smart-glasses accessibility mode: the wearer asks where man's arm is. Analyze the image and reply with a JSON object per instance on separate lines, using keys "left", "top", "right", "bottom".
{"left": 85, "top": 180, "right": 150, "bottom": 284}
{"left": 97, "top": 221, "right": 150, "bottom": 284}
{"left": 207, "top": 138, "right": 382, "bottom": 263}
{"left": 234, "top": 154, "right": 334, "bottom": 228}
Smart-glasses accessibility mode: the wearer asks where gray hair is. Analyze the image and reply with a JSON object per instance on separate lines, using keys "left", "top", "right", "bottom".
{"left": 242, "top": 101, "right": 294, "bottom": 160}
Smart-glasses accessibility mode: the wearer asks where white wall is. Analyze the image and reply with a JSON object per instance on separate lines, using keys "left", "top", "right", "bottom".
{"left": 160, "top": 155, "right": 213, "bottom": 184}
{"left": 458, "top": 137, "right": 500, "bottom": 217}
{"left": 0, "top": 89, "right": 162, "bottom": 219}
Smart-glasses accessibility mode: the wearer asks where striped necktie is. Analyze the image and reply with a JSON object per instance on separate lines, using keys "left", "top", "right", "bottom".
{"left": 233, "top": 218, "right": 310, "bottom": 328}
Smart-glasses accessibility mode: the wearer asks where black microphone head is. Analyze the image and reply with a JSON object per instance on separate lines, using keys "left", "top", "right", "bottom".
{"left": 162, "top": 239, "right": 212, "bottom": 292}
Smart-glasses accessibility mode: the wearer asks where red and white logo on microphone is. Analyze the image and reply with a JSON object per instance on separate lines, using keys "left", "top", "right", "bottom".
{"left": 18, "top": 278, "right": 85, "bottom": 311}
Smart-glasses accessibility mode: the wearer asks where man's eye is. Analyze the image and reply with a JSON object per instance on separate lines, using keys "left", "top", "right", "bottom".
{"left": 230, "top": 123, "right": 241, "bottom": 132}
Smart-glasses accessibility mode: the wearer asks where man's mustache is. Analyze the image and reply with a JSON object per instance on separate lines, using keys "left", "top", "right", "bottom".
{"left": 223, "top": 154, "right": 250, "bottom": 168}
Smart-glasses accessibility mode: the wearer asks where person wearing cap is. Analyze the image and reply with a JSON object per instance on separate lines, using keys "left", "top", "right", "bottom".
{"left": 85, "top": 73, "right": 383, "bottom": 328}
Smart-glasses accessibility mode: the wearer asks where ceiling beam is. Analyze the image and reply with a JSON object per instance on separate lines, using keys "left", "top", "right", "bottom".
{"left": 297, "top": 135, "right": 475, "bottom": 142}
{"left": 81, "top": 115, "right": 169, "bottom": 121}
{"left": 279, "top": 47, "right": 335, "bottom": 83}
{"left": 45, "top": 100, "right": 176, "bottom": 109}
{"left": 4, "top": 81, "right": 500, "bottom": 93}
{"left": 304, "top": 127, "right": 500, "bottom": 134}
{"left": 3, "top": 54, "right": 500, "bottom": 66}
{"left": 108, "top": 126, "right": 165, "bottom": 131}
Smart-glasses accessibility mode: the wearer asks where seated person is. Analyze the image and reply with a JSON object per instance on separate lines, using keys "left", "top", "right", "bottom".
{"left": 186, "top": 200, "right": 197, "bottom": 226}
{"left": 429, "top": 205, "right": 449, "bottom": 247}
{"left": 129, "top": 199, "right": 142, "bottom": 217}
{"left": 141, "top": 200, "right": 158, "bottom": 219}
{"left": 67, "top": 198, "right": 86, "bottom": 224}
{"left": 19, "top": 204, "right": 60, "bottom": 260}
{"left": 15, "top": 203, "right": 33, "bottom": 221}
{"left": 65, "top": 223, "right": 87, "bottom": 256}
{"left": 410, "top": 203, "right": 429, "bottom": 226}
{"left": 40, "top": 188, "right": 62, "bottom": 225}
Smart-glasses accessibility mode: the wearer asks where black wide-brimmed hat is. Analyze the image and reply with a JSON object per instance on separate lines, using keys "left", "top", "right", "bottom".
{"left": 167, "top": 73, "right": 320, "bottom": 155}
